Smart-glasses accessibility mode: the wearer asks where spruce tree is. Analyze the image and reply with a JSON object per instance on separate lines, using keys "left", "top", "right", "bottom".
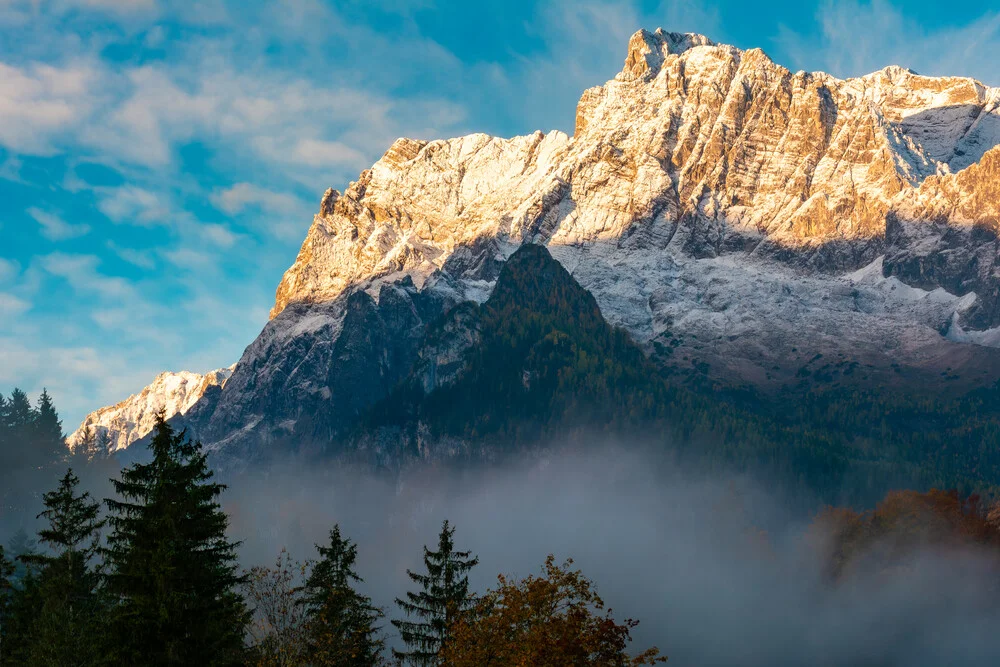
{"left": 73, "top": 425, "right": 98, "bottom": 460}
{"left": 1, "top": 390, "right": 34, "bottom": 474}
{"left": 33, "top": 389, "right": 66, "bottom": 470}
{"left": 300, "top": 525, "right": 385, "bottom": 666}
{"left": 392, "top": 520, "right": 478, "bottom": 665}
{"left": 5, "top": 529, "right": 37, "bottom": 583}
{"left": 2, "top": 526, "right": 41, "bottom": 662}
{"left": 17, "top": 468, "right": 106, "bottom": 666}
{"left": 104, "top": 413, "right": 249, "bottom": 665}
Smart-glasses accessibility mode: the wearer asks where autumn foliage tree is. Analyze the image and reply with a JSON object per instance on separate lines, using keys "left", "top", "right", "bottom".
{"left": 244, "top": 548, "right": 310, "bottom": 667}
{"left": 811, "top": 488, "right": 1000, "bottom": 577}
{"left": 441, "top": 555, "right": 666, "bottom": 666}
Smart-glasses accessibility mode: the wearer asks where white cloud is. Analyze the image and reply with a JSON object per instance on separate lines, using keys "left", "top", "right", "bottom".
{"left": 211, "top": 182, "right": 314, "bottom": 241}
{"left": 212, "top": 182, "right": 304, "bottom": 216}
{"left": 39, "top": 252, "right": 135, "bottom": 299}
{"left": 67, "top": 0, "right": 158, "bottom": 11}
{"left": 96, "top": 184, "right": 171, "bottom": 224}
{"left": 0, "top": 292, "right": 29, "bottom": 318}
{"left": 777, "top": 1, "right": 1000, "bottom": 85}
{"left": 27, "top": 206, "right": 91, "bottom": 240}
{"left": 106, "top": 240, "right": 155, "bottom": 269}
{"left": 200, "top": 223, "right": 240, "bottom": 249}
{"left": 162, "top": 246, "right": 220, "bottom": 270}
{"left": 289, "top": 138, "right": 368, "bottom": 168}
{"left": 0, "top": 257, "right": 19, "bottom": 282}
{"left": 0, "top": 60, "right": 99, "bottom": 154}
{"left": 0, "top": 336, "right": 167, "bottom": 432}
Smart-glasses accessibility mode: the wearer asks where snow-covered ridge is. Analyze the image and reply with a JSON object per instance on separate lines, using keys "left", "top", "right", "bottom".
{"left": 78, "top": 28, "right": 1000, "bottom": 459}
{"left": 270, "top": 28, "right": 1000, "bottom": 322}
{"left": 67, "top": 366, "right": 234, "bottom": 454}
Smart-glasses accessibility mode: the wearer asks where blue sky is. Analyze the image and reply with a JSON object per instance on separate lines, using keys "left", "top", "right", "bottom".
{"left": 1, "top": 0, "right": 998, "bottom": 429}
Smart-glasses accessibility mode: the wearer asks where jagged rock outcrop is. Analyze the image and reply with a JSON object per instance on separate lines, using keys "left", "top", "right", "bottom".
{"left": 68, "top": 367, "right": 233, "bottom": 454}
{"left": 270, "top": 29, "right": 1000, "bottom": 327}
{"left": 85, "top": 28, "right": 1000, "bottom": 459}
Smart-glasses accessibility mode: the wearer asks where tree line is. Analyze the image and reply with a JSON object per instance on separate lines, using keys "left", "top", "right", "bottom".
{"left": 0, "top": 414, "right": 665, "bottom": 666}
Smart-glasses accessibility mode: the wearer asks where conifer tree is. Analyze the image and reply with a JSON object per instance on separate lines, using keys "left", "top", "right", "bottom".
{"left": 32, "top": 390, "right": 66, "bottom": 470}
{"left": 5, "top": 529, "right": 37, "bottom": 583}
{"left": 73, "top": 425, "right": 97, "bottom": 460}
{"left": 104, "top": 413, "right": 249, "bottom": 665}
{"left": 300, "top": 525, "right": 385, "bottom": 666}
{"left": 17, "top": 468, "right": 106, "bottom": 666}
{"left": 1, "top": 390, "right": 34, "bottom": 475}
{"left": 392, "top": 520, "right": 478, "bottom": 665}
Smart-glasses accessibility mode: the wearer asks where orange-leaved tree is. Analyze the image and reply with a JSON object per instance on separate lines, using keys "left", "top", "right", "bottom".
{"left": 440, "top": 555, "right": 666, "bottom": 666}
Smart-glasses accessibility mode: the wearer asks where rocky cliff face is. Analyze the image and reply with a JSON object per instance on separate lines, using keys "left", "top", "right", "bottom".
{"left": 85, "top": 28, "right": 1000, "bottom": 459}
{"left": 68, "top": 367, "right": 233, "bottom": 454}
{"left": 270, "top": 29, "right": 1000, "bottom": 326}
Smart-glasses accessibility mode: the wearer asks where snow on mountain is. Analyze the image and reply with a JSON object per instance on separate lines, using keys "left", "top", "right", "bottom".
{"left": 67, "top": 367, "right": 234, "bottom": 454}
{"left": 270, "top": 29, "right": 1000, "bottom": 326}
{"left": 82, "top": 28, "right": 1000, "bottom": 457}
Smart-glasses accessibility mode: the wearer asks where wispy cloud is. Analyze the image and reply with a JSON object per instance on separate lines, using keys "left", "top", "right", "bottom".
{"left": 0, "top": 292, "right": 29, "bottom": 318}
{"left": 27, "top": 206, "right": 91, "bottom": 240}
{"left": 212, "top": 182, "right": 304, "bottom": 216}
{"left": 39, "top": 252, "right": 135, "bottom": 299}
{"left": 96, "top": 185, "right": 172, "bottom": 225}
{"left": 106, "top": 240, "right": 155, "bottom": 269}
{"left": 0, "top": 258, "right": 20, "bottom": 282}
{"left": 0, "top": 60, "right": 100, "bottom": 154}
{"left": 777, "top": 1, "right": 1000, "bottom": 85}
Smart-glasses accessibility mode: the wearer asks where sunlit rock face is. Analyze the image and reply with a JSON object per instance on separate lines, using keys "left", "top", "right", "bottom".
{"left": 68, "top": 367, "right": 234, "bottom": 454}
{"left": 270, "top": 28, "right": 1000, "bottom": 328}
{"left": 84, "top": 29, "right": 1000, "bottom": 458}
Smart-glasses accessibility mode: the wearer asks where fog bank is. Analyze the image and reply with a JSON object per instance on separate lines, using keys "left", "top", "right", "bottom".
{"left": 226, "top": 445, "right": 1000, "bottom": 666}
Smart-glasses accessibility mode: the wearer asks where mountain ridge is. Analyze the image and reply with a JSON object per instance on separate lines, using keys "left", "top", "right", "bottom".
{"left": 71, "top": 27, "right": 1000, "bottom": 459}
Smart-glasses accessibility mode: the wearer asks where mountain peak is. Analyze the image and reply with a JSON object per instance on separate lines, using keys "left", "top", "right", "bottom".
{"left": 67, "top": 366, "right": 234, "bottom": 454}
{"left": 80, "top": 27, "right": 1000, "bottom": 460}
{"left": 622, "top": 28, "right": 715, "bottom": 79}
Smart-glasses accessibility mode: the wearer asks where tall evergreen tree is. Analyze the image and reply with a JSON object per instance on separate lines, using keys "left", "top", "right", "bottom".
{"left": 1, "top": 390, "right": 34, "bottom": 474}
{"left": 5, "top": 529, "right": 37, "bottom": 583}
{"left": 16, "top": 468, "right": 106, "bottom": 666}
{"left": 300, "top": 525, "right": 385, "bottom": 666}
{"left": 33, "top": 389, "right": 66, "bottom": 470}
{"left": 72, "top": 425, "right": 98, "bottom": 460}
{"left": 392, "top": 520, "right": 478, "bottom": 665}
{"left": 104, "top": 413, "right": 249, "bottom": 665}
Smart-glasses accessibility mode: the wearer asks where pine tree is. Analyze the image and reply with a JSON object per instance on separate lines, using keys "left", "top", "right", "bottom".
{"left": 392, "top": 520, "right": 478, "bottom": 665}
{"left": 33, "top": 389, "right": 66, "bottom": 470}
{"left": 17, "top": 468, "right": 106, "bottom": 666}
{"left": 1, "top": 390, "right": 34, "bottom": 474}
{"left": 5, "top": 528, "right": 37, "bottom": 583}
{"left": 73, "top": 425, "right": 98, "bottom": 460}
{"left": 300, "top": 525, "right": 385, "bottom": 666}
{"left": 1, "top": 535, "right": 41, "bottom": 667}
{"left": 104, "top": 413, "right": 249, "bottom": 666}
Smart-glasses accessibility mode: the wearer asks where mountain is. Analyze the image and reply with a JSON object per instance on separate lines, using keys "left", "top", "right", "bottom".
{"left": 67, "top": 367, "right": 233, "bottom": 454}
{"left": 79, "top": 29, "right": 1000, "bottom": 480}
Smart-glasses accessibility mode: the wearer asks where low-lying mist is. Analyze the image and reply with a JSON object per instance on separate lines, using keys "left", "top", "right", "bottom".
{"left": 225, "top": 444, "right": 1000, "bottom": 666}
